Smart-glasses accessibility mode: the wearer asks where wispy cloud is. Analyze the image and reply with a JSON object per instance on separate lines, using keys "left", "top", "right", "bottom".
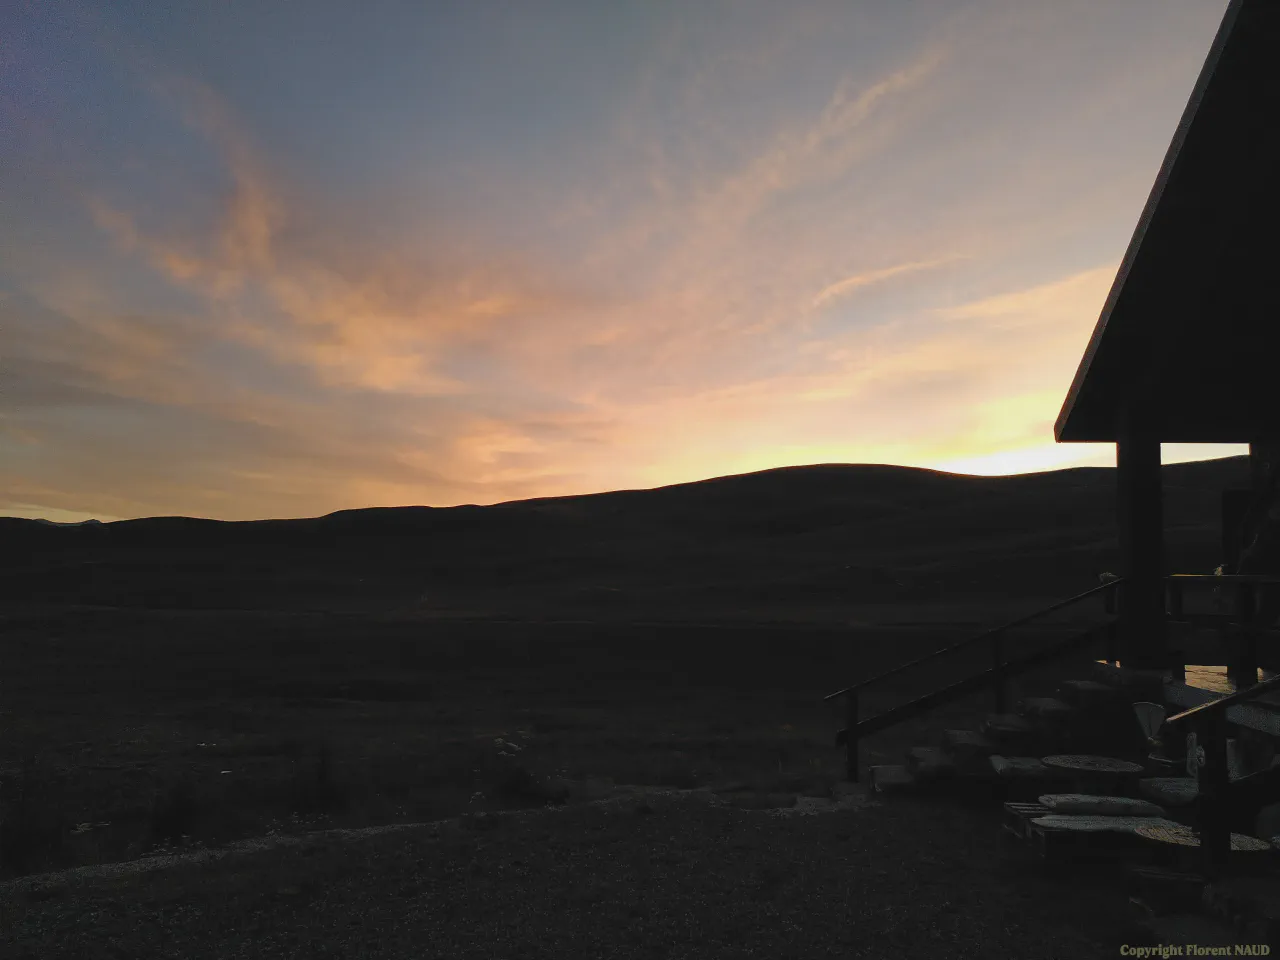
{"left": 709, "top": 46, "right": 946, "bottom": 217}
{"left": 812, "top": 255, "right": 965, "bottom": 308}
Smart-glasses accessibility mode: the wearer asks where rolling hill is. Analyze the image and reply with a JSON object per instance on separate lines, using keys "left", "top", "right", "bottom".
{"left": 0, "top": 456, "right": 1252, "bottom": 619}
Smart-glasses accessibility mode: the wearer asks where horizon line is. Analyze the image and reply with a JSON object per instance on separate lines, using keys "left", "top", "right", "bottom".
{"left": 2, "top": 452, "right": 1249, "bottom": 527}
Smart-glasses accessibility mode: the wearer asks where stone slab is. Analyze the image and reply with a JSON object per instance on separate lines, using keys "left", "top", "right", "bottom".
{"left": 1038, "top": 794, "right": 1166, "bottom": 817}
{"left": 868, "top": 764, "right": 915, "bottom": 794}
{"left": 1139, "top": 777, "right": 1199, "bottom": 807}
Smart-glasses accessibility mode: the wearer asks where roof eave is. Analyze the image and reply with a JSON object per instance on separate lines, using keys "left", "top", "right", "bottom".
{"left": 1053, "top": 0, "right": 1245, "bottom": 445}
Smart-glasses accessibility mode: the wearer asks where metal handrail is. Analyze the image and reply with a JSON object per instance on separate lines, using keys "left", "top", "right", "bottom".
{"left": 822, "top": 578, "right": 1125, "bottom": 702}
{"left": 1167, "top": 574, "right": 1280, "bottom": 584}
{"left": 1163, "top": 673, "right": 1280, "bottom": 727}
{"left": 1162, "top": 659, "right": 1280, "bottom": 878}
{"left": 839, "top": 624, "right": 1107, "bottom": 743}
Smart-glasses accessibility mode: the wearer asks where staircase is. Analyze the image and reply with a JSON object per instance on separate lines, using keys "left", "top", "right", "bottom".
{"left": 826, "top": 579, "right": 1280, "bottom": 948}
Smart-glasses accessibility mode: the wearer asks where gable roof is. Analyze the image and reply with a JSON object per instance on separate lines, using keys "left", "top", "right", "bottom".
{"left": 1055, "top": 0, "right": 1280, "bottom": 443}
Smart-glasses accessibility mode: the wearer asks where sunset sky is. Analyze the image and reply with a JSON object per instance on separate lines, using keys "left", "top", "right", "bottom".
{"left": 2, "top": 0, "right": 1243, "bottom": 523}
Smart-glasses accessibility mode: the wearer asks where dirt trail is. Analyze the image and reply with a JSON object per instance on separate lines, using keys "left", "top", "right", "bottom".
{"left": 2, "top": 781, "right": 875, "bottom": 893}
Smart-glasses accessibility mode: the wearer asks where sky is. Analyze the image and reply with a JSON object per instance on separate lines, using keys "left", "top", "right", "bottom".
{"left": 1, "top": 0, "right": 1243, "bottom": 523}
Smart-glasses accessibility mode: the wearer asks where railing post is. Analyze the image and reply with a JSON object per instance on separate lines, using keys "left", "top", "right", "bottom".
{"left": 825, "top": 581, "right": 1132, "bottom": 786}
{"left": 1102, "top": 580, "right": 1120, "bottom": 664}
{"left": 1238, "top": 581, "right": 1257, "bottom": 623}
{"left": 845, "top": 691, "right": 859, "bottom": 783}
{"left": 992, "top": 632, "right": 1006, "bottom": 714}
{"left": 1104, "top": 619, "right": 1118, "bottom": 664}
{"left": 1232, "top": 582, "right": 1258, "bottom": 689}
{"left": 1199, "top": 711, "right": 1230, "bottom": 880}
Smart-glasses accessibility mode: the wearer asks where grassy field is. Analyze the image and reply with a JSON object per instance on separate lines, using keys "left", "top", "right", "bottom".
{"left": 0, "top": 603, "right": 1097, "bottom": 880}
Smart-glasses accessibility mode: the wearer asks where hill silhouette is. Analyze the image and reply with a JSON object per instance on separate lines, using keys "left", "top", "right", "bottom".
{"left": 0, "top": 457, "right": 1250, "bottom": 618}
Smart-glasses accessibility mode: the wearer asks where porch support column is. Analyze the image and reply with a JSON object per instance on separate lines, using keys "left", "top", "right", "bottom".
{"left": 1249, "top": 437, "right": 1280, "bottom": 494}
{"left": 1116, "top": 407, "right": 1166, "bottom": 669}
{"left": 1233, "top": 437, "right": 1280, "bottom": 680}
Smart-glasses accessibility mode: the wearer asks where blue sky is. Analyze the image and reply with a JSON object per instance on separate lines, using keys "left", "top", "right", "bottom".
{"left": 1, "top": 0, "right": 1240, "bottom": 522}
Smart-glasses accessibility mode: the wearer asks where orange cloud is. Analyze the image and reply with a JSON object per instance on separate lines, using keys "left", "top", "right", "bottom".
{"left": 78, "top": 72, "right": 607, "bottom": 400}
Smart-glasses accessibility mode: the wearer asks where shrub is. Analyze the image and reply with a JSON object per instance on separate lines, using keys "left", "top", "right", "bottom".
{"left": 287, "top": 742, "right": 350, "bottom": 815}
{"left": 149, "top": 779, "right": 200, "bottom": 845}
{"left": 489, "top": 764, "right": 569, "bottom": 809}
{"left": 1, "top": 758, "right": 73, "bottom": 875}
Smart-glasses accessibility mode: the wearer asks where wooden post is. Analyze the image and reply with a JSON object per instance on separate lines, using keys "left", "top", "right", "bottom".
{"left": 992, "top": 633, "right": 1006, "bottom": 714}
{"left": 1167, "top": 719, "right": 1187, "bottom": 766}
{"left": 1248, "top": 439, "right": 1280, "bottom": 494}
{"left": 1165, "top": 581, "right": 1184, "bottom": 681}
{"left": 1234, "top": 582, "right": 1257, "bottom": 636}
{"left": 1238, "top": 631, "right": 1258, "bottom": 688}
{"left": 1167, "top": 580, "right": 1183, "bottom": 621}
{"left": 1199, "top": 711, "right": 1230, "bottom": 879}
{"left": 1222, "top": 489, "right": 1252, "bottom": 572}
{"left": 845, "top": 691, "right": 859, "bottom": 783}
{"left": 1228, "top": 583, "right": 1259, "bottom": 686}
{"left": 1227, "top": 438, "right": 1280, "bottom": 685}
{"left": 1115, "top": 408, "right": 1166, "bottom": 669}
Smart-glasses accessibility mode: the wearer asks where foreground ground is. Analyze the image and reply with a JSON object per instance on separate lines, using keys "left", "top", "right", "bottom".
{"left": 2, "top": 602, "right": 1134, "bottom": 955}
{"left": 2, "top": 605, "right": 1091, "bottom": 874}
{"left": 4, "top": 786, "right": 1132, "bottom": 959}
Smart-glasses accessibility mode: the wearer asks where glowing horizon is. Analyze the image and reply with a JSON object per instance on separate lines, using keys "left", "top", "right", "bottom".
{"left": 1, "top": 1, "right": 1242, "bottom": 523}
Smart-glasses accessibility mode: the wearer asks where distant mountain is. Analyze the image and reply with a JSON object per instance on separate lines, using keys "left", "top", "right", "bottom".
{"left": 0, "top": 457, "right": 1250, "bottom": 543}
{"left": 0, "top": 457, "right": 1251, "bottom": 617}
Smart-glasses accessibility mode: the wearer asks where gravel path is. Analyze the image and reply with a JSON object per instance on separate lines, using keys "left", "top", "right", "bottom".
{"left": 4, "top": 788, "right": 1133, "bottom": 959}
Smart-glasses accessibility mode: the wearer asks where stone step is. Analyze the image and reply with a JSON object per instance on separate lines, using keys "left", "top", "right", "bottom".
{"left": 1031, "top": 813, "right": 1178, "bottom": 833}
{"left": 988, "top": 755, "right": 1073, "bottom": 801}
{"left": 1058, "top": 678, "right": 1125, "bottom": 707}
{"left": 1050, "top": 687, "right": 1136, "bottom": 738}
{"left": 1038, "top": 794, "right": 1166, "bottom": 818}
{"left": 1087, "top": 660, "right": 1168, "bottom": 701}
{"left": 868, "top": 764, "right": 916, "bottom": 795}
{"left": 1025, "top": 814, "right": 1165, "bottom": 864}
{"left": 941, "top": 728, "right": 996, "bottom": 762}
{"left": 981, "top": 713, "right": 1035, "bottom": 744}
{"left": 906, "top": 745, "right": 956, "bottom": 781}
{"left": 1018, "top": 696, "right": 1074, "bottom": 723}
{"left": 990, "top": 755, "right": 1050, "bottom": 778}
{"left": 1048, "top": 688, "right": 1150, "bottom": 752}
{"left": 1139, "top": 777, "right": 1199, "bottom": 808}
{"left": 1035, "top": 755, "right": 1146, "bottom": 799}
{"left": 944, "top": 735, "right": 1000, "bottom": 779}
{"left": 1013, "top": 687, "right": 1138, "bottom": 755}
{"left": 1143, "top": 754, "right": 1184, "bottom": 778}
{"left": 1002, "top": 801, "right": 1049, "bottom": 839}
{"left": 1129, "top": 821, "right": 1275, "bottom": 875}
